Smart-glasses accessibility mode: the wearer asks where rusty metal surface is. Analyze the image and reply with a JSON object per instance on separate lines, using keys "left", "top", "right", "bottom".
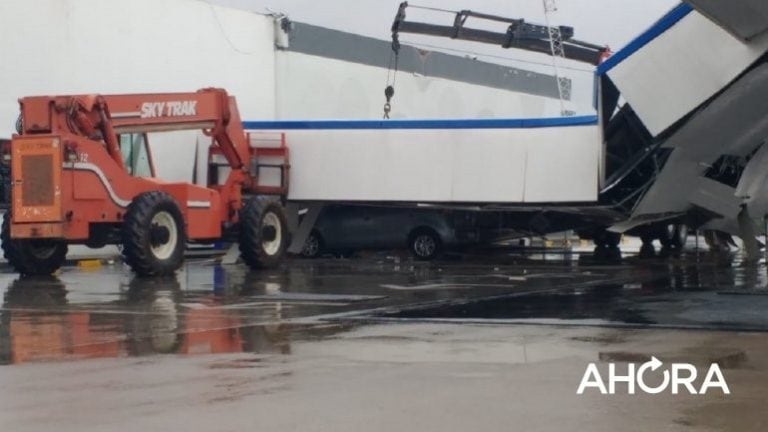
{"left": 20, "top": 154, "right": 54, "bottom": 207}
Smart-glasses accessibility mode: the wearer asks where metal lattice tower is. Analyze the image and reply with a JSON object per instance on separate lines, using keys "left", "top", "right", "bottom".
{"left": 542, "top": 0, "right": 573, "bottom": 116}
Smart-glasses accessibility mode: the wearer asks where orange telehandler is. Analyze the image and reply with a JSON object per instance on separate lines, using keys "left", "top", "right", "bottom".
{"left": 2, "top": 88, "right": 290, "bottom": 276}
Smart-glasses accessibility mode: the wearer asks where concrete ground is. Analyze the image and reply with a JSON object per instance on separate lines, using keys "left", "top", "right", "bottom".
{"left": 1, "top": 248, "right": 768, "bottom": 431}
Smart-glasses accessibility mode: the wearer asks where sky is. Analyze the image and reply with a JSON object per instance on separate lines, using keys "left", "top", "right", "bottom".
{"left": 203, "top": 0, "right": 678, "bottom": 107}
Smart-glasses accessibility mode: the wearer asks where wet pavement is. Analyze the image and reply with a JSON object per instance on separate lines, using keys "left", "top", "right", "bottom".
{"left": 2, "top": 248, "right": 768, "bottom": 431}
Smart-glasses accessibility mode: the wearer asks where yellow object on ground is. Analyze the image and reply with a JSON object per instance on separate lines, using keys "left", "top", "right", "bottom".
{"left": 77, "top": 260, "right": 102, "bottom": 270}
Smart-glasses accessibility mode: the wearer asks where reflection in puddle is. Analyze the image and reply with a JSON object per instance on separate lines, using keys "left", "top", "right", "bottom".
{"left": 3, "top": 250, "right": 767, "bottom": 364}
{"left": 0, "top": 275, "right": 314, "bottom": 365}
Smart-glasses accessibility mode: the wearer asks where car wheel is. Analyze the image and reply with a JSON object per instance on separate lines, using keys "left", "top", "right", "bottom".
{"left": 409, "top": 228, "right": 442, "bottom": 261}
{"left": 302, "top": 231, "right": 323, "bottom": 258}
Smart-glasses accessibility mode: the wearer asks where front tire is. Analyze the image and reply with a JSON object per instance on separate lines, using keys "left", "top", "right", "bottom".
{"left": 239, "top": 198, "right": 289, "bottom": 269}
{"left": 122, "top": 191, "right": 186, "bottom": 277}
{"left": 409, "top": 228, "right": 442, "bottom": 261}
{"left": 1, "top": 216, "right": 68, "bottom": 276}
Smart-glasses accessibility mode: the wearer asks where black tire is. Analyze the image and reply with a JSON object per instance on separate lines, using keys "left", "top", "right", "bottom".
{"left": 1, "top": 215, "right": 68, "bottom": 276}
{"left": 122, "top": 191, "right": 186, "bottom": 277}
{"left": 409, "top": 228, "right": 442, "bottom": 261}
{"left": 239, "top": 198, "right": 289, "bottom": 269}
{"left": 301, "top": 230, "right": 323, "bottom": 258}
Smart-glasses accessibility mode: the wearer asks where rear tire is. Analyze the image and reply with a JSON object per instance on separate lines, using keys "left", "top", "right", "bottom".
{"left": 122, "top": 191, "right": 186, "bottom": 277}
{"left": 1, "top": 216, "right": 68, "bottom": 276}
{"left": 239, "top": 198, "right": 289, "bottom": 269}
{"left": 409, "top": 228, "right": 442, "bottom": 261}
{"left": 301, "top": 231, "right": 323, "bottom": 258}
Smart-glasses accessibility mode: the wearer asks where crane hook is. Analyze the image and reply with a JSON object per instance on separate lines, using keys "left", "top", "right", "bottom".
{"left": 383, "top": 85, "right": 395, "bottom": 119}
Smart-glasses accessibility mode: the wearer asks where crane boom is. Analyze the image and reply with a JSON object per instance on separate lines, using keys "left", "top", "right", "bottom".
{"left": 391, "top": 2, "right": 609, "bottom": 65}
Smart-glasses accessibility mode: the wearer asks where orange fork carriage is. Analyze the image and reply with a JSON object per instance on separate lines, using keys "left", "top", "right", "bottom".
{"left": 3, "top": 88, "right": 290, "bottom": 277}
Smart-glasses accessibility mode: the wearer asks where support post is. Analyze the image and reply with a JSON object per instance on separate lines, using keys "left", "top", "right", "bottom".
{"left": 738, "top": 204, "right": 760, "bottom": 262}
{"left": 287, "top": 203, "right": 325, "bottom": 254}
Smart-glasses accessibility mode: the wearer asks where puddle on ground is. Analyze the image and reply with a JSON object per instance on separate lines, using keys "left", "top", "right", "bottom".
{"left": 4, "top": 250, "right": 768, "bottom": 366}
{"left": 0, "top": 273, "right": 354, "bottom": 366}
{"left": 385, "top": 268, "right": 768, "bottom": 331}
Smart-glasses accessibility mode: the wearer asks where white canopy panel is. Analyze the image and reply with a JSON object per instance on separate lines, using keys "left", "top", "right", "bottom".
{"left": 600, "top": 5, "right": 768, "bottom": 137}
{"left": 248, "top": 119, "right": 600, "bottom": 204}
